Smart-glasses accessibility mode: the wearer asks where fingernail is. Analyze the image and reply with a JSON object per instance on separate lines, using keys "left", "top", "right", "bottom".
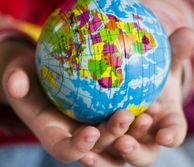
{"left": 119, "top": 122, "right": 130, "bottom": 129}
{"left": 83, "top": 158, "right": 96, "bottom": 166}
{"left": 82, "top": 153, "right": 96, "bottom": 166}
{"left": 85, "top": 159, "right": 95, "bottom": 166}
{"left": 85, "top": 135, "right": 99, "bottom": 143}
{"left": 165, "top": 137, "right": 174, "bottom": 145}
{"left": 139, "top": 125, "right": 149, "bottom": 132}
{"left": 7, "top": 70, "right": 29, "bottom": 98}
{"left": 119, "top": 115, "right": 135, "bottom": 129}
{"left": 122, "top": 145, "right": 136, "bottom": 156}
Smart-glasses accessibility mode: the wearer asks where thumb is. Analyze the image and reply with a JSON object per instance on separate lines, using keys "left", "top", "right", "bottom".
{"left": 2, "top": 52, "right": 50, "bottom": 122}
{"left": 169, "top": 27, "right": 194, "bottom": 75}
{"left": 3, "top": 46, "right": 35, "bottom": 100}
{"left": 6, "top": 69, "right": 29, "bottom": 98}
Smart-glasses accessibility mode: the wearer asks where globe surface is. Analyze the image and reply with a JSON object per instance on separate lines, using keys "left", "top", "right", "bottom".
{"left": 36, "top": 0, "right": 171, "bottom": 124}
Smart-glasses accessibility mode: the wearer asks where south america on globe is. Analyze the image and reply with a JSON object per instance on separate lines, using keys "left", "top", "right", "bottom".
{"left": 36, "top": 0, "right": 171, "bottom": 124}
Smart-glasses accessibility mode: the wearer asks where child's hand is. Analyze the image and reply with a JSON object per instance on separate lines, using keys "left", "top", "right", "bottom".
{"left": 1, "top": 39, "right": 136, "bottom": 165}
{"left": 80, "top": 112, "right": 155, "bottom": 167}
{"left": 147, "top": 28, "right": 194, "bottom": 147}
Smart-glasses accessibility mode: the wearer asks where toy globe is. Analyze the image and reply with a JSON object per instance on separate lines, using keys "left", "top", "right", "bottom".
{"left": 36, "top": 0, "right": 171, "bottom": 124}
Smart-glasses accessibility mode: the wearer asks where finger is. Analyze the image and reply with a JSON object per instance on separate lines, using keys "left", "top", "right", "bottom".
{"left": 94, "top": 110, "right": 134, "bottom": 153}
{"left": 0, "top": 41, "right": 35, "bottom": 103}
{"left": 155, "top": 111, "right": 187, "bottom": 147}
{"left": 170, "top": 27, "right": 194, "bottom": 74}
{"left": 128, "top": 113, "right": 153, "bottom": 140}
{"left": 6, "top": 70, "right": 29, "bottom": 98}
{"left": 80, "top": 151, "right": 125, "bottom": 167}
{"left": 146, "top": 101, "right": 162, "bottom": 117}
{"left": 114, "top": 135, "right": 159, "bottom": 167}
{"left": 50, "top": 126, "right": 100, "bottom": 163}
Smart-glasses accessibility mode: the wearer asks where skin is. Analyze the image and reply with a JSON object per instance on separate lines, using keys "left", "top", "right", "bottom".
{"left": 0, "top": 0, "right": 194, "bottom": 167}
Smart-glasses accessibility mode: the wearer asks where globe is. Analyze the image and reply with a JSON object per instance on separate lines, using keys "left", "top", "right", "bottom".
{"left": 36, "top": 0, "right": 171, "bottom": 124}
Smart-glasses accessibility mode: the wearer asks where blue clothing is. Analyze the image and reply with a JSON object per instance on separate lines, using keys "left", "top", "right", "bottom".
{"left": 0, "top": 135, "right": 194, "bottom": 167}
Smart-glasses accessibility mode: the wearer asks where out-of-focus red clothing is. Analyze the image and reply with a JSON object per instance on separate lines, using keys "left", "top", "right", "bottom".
{"left": 0, "top": 105, "right": 38, "bottom": 145}
{"left": 0, "top": 0, "right": 64, "bottom": 25}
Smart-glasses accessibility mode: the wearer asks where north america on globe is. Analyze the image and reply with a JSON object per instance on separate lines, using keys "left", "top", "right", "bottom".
{"left": 36, "top": 0, "right": 171, "bottom": 124}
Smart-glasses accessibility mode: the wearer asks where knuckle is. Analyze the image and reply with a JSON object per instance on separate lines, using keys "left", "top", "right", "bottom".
{"left": 108, "top": 122, "right": 127, "bottom": 137}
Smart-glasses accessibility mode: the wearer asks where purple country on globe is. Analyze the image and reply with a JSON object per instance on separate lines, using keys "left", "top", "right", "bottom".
{"left": 36, "top": 0, "right": 171, "bottom": 124}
